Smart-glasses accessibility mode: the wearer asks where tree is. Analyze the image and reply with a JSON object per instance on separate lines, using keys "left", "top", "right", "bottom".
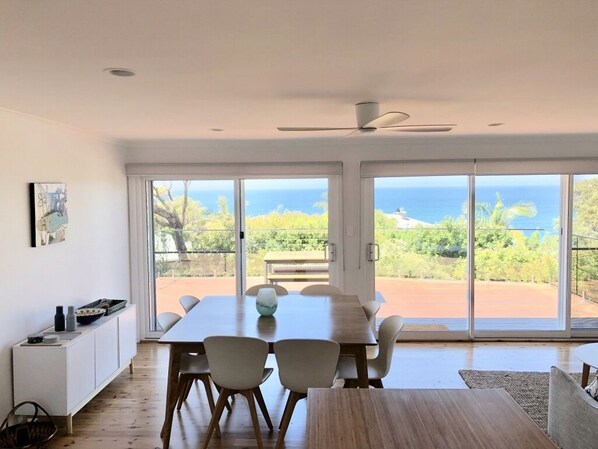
{"left": 573, "top": 177, "right": 598, "bottom": 239}
{"left": 475, "top": 193, "right": 537, "bottom": 249}
{"left": 153, "top": 181, "right": 205, "bottom": 262}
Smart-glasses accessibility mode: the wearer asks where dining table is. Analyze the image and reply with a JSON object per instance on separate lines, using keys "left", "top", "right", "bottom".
{"left": 158, "top": 293, "right": 377, "bottom": 449}
{"left": 306, "top": 388, "right": 558, "bottom": 449}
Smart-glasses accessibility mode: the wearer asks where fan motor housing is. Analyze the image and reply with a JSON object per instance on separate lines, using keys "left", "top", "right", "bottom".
{"left": 356, "top": 102, "right": 380, "bottom": 128}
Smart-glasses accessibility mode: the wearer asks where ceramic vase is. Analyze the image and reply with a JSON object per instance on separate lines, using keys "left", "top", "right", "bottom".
{"left": 256, "top": 288, "right": 278, "bottom": 316}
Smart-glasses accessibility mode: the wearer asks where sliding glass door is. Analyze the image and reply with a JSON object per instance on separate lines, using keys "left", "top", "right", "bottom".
{"left": 371, "top": 176, "right": 469, "bottom": 332}
{"left": 473, "top": 175, "right": 562, "bottom": 332}
{"left": 151, "top": 180, "right": 237, "bottom": 317}
{"left": 145, "top": 175, "right": 340, "bottom": 334}
{"left": 244, "top": 178, "right": 332, "bottom": 293}
{"left": 571, "top": 174, "right": 598, "bottom": 331}
{"left": 363, "top": 166, "right": 598, "bottom": 338}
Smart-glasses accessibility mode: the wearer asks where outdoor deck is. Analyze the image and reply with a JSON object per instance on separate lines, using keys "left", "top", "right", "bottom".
{"left": 155, "top": 276, "right": 598, "bottom": 331}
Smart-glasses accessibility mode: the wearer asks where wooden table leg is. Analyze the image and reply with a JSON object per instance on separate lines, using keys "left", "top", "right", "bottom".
{"left": 353, "top": 345, "right": 369, "bottom": 389}
{"left": 582, "top": 363, "right": 591, "bottom": 388}
{"left": 161, "top": 345, "right": 182, "bottom": 449}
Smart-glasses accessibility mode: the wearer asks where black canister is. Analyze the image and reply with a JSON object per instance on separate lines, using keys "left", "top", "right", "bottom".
{"left": 54, "top": 305, "right": 65, "bottom": 332}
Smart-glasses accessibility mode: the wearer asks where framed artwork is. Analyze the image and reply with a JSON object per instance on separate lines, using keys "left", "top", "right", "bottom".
{"left": 29, "top": 182, "right": 68, "bottom": 247}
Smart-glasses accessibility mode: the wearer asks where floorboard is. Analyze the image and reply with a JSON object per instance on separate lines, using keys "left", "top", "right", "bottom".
{"left": 47, "top": 341, "right": 588, "bottom": 449}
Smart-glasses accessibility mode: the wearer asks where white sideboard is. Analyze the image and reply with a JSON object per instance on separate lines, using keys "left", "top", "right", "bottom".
{"left": 12, "top": 304, "right": 137, "bottom": 434}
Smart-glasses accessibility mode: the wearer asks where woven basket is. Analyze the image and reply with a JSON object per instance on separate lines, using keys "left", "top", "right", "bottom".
{"left": 0, "top": 402, "right": 57, "bottom": 449}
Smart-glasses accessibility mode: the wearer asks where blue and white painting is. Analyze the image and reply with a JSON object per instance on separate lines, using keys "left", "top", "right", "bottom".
{"left": 30, "top": 182, "right": 68, "bottom": 247}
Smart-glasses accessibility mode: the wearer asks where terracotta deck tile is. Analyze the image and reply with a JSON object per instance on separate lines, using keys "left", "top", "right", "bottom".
{"left": 154, "top": 276, "right": 598, "bottom": 325}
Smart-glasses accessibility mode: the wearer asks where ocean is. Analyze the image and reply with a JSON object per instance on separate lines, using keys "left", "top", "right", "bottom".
{"left": 180, "top": 185, "right": 560, "bottom": 232}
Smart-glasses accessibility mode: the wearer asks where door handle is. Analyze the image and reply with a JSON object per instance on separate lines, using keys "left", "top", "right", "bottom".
{"left": 366, "top": 243, "right": 380, "bottom": 262}
{"left": 326, "top": 243, "right": 337, "bottom": 262}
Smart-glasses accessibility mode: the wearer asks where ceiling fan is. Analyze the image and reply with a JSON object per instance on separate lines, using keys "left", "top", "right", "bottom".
{"left": 277, "top": 101, "right": 455, "bottom": 135}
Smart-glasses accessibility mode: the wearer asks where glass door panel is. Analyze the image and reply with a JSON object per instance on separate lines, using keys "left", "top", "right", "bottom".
{"left": 152, "top": 180, "right": 236, "bottom": 318}
{"left": 373, "top": 176, "right": 469, "bottom": 331}
{"left": 244, "top": 178, "right": 330, "bottom": 293}
{"left": 571, "top": 174, "right": 598, "bottom": 330}
{"left": 474, "top": 175, "right": 561, "bottom": 331}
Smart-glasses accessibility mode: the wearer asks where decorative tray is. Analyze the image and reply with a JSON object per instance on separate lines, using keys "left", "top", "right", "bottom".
{"left": 79, "top": 298, "right": 127, "bottom": 315}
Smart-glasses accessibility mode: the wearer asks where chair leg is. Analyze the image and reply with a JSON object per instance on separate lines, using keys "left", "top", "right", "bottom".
{"left": 215, "top": 383, "right": 233, "bottom": 412}
{"left": 200, "top": 388, "right": 231, "bottom": 449}
{"left": 183, "top": 377, "right": 194, "bottom": 401}
{"left": 276, "top": 391, "right": 305, "bottom": 449}
{"left": 343, "top": 379, "right": 356, "bottom": 388}
{"left": 199, "top": 376, "right": 221, "bottom": 438}
{"left": 369, "top": 378, "right": 383, "bottom": 388}
{"left": 242, "top": 389, "right": 264, "bottom": 449}
{"left": 176, "top": 377, "right": 191, "bottom": 411}
{"left": 254, "top": 386, "right": 273, "bottom": 430}
{"left": 278, "top": 392, "right": 292, "bottom": 429}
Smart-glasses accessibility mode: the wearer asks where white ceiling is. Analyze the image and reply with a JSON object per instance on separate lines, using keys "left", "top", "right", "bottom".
{"left": 1, "top": 0, "right": 597, "bottom": 140}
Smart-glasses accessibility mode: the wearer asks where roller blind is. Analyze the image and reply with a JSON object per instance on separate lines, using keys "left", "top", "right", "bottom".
{"left": 361, "top": 158, "right": 598, "bottom": 178}
{"left": 360, "top": 160, "right": 475, "bottom": 178}
{"left": 474, "top": 158, "right": 598, "bottom": 175}
{"left": 126, "top": 162, "right": 343, "bottom": 177}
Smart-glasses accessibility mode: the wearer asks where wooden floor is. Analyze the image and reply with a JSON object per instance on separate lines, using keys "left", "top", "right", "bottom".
{"left": 48, "top": 341, "right": 588, "bottom": 449}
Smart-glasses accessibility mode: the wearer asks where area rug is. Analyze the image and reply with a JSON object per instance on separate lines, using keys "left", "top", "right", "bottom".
{"left": 459, "top": 370, "right": 583, "bottom": 433}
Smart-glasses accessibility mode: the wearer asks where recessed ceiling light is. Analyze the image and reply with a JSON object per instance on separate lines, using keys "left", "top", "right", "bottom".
{"left": 488, "top": 122, "right": 504, "bottom": 127}
{"left": 103, "top": 68, "right": 136, "bottom": 77}
{"left": 210, "top": 128, "right": 224, "bottom": 132}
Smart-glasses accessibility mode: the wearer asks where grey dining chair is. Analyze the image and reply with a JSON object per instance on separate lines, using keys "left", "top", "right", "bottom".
{"left": 201, "top": 336, "right": 274, "bottom": 449}
{"left": 337, "top": 315, "right": 404, "bottom": 388}
{"left": 274, "top": 339, "right": 340, "bottom": 448}
{"left": 157, "top": 312, "right": 230, "bottom": 435}
{"left": 245, "top": 284, "right": 289, "bottom": 296}
{"left": 179, "top": 295, "right": 200, "bottom": 313}
{"left": 300, "top": 284, "right": 343, "bottom": 296}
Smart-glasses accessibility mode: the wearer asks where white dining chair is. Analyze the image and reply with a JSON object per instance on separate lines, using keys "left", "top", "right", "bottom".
{"left": 157, "top": 312, "right": 229, "bottom": 434}
{"left": 179, "top": 295, "right": 200, "bottom": 313}
{"left": 274, "top": 339, "right": 340, "bottom": 449}
{"left": 337, "top": 315, "right": 404, "bottom": 388}
{"left": 201, "top": 336, "right": 274, "bottom": 449}
{"left": 245, "top": 284, "right": 289, "bottom": 296}
{"left": 363, "top": 300, "right": 381, "bottom": 335}
{"left": 300, "top": 284, "right": 343, "bottom": 296}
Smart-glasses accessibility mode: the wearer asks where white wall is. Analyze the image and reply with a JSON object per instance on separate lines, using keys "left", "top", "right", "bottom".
{"left": 0, "top": 110, "right": 130, "bottom": 417}
{"left": 123, "top": 133, "right": 598, "bottom": 304}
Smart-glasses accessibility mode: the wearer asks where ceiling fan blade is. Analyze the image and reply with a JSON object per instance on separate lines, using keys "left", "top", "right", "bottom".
{"left": 383, "top": 124, "right": 456, "bottom": 132}
{"left": 362, "top": 112, "right": 410, "bottom": 129}
{"left": 277, "top": 127, "right": 358, "bottom": 132}
{"left": 343, "top": 129, "right": 365, "bottom": 137}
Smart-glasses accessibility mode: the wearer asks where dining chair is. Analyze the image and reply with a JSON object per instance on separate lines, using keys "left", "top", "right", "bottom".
{"left": 245, "top": 284, "right": 289, "bottom": 296}
{"left": 362, "top": 300, "right": 381, "bottom": 335}
{"left": 337, "top": 315, "right": 404, "bottom": 388}
{"left": 179, "top": 294, "right": 200, "bottom": 313}
{"left": 300, "top": 284, "right": 343, "bottom": 296}
{"left": 201, "top": 336, "right": 274, "bottom": 449}
{"left": 157, "top": 312, "right": 229, "bottom": 435}
{"left": 274, "top": 339, "right": 340, "bottom": 449}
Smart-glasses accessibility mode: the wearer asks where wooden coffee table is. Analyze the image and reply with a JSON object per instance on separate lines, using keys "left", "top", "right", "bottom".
{"left": 574, "top": 342, "right": 598, "bottom": 387}
{"left": 307, "top": 388, "right": 557, "bottom": 449}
